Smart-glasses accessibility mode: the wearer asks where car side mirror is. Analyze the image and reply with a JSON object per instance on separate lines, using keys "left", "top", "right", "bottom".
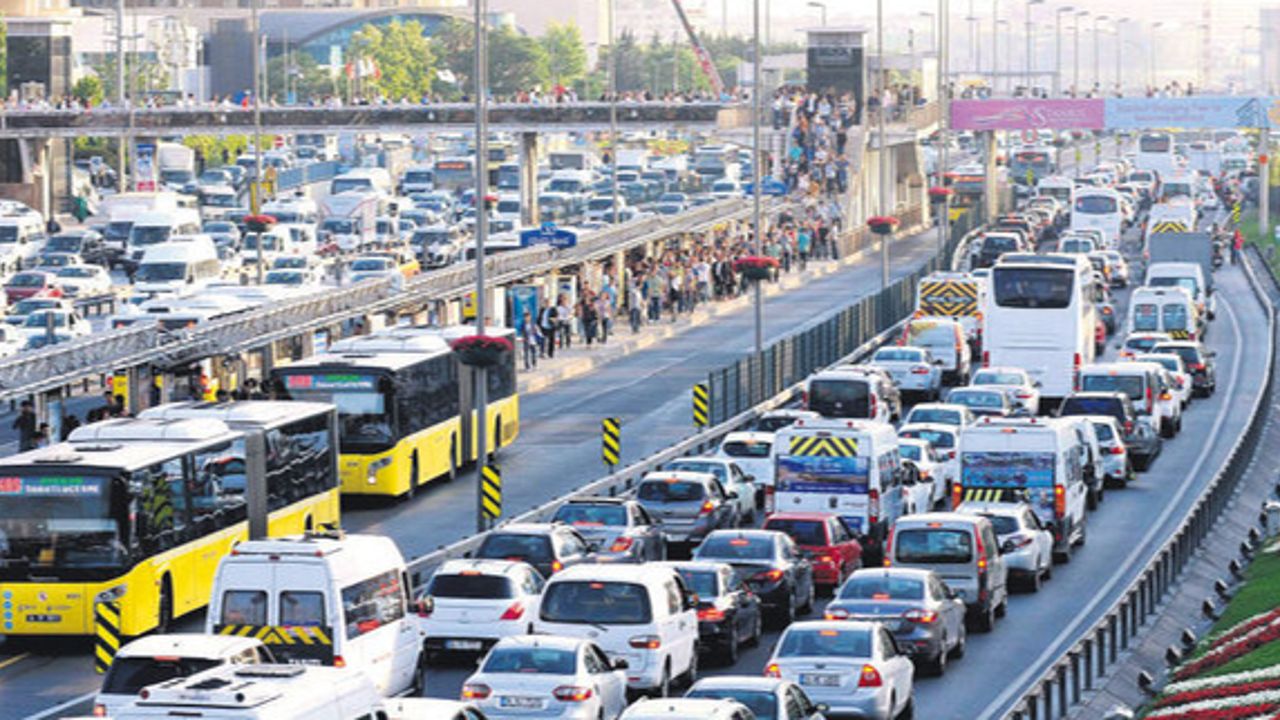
{"left": 412, "top": 596, "right": 434, "bottom": 616}
{"left": 684, "top": 595, "right": 699, "bottom": 611}
{"left": 816, "top": 704, "right": 831, "bottom": 714}
{"left": 999, "top": 540, "right": 1015, "bottom": 555}
{"left": 727, "top": 491, "right": 739, "bottom": 500}
{"left": 744, "top": 474, "right": 756, "bottom": 483}
{"left": 611, "top": 657, "right": 630, "bottom": 670}
{"left": 945, "top": 586, "right": 959, "bottom": 600}
{"left": 1033, "top": 381, "right": 1043, "bottom": 388}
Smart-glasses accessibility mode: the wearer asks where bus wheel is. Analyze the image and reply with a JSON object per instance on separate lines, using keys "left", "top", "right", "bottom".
{"left": 304, "top": 514, "right": 314, "bottom": 532}
{"left": 403, "top": 452, "right": 420, "bottom": 501}
{"left": 157, "top": 576, "right": 174, "bottom": 634}
{"left": 490, "top": 418, "right": 503, "bottom": 462}
{"left": 447, "top": 438, "right": 458, "bottom": 482}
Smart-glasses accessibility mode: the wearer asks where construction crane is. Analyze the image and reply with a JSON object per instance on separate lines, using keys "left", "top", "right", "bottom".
{"left": 670, "top": 0, "right": 727, "bottom": 97}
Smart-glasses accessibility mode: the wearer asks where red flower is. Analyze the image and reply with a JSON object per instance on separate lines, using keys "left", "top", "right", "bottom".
{"left": 733, "top": 256, "right": 779, "bottom": 272}
{"left": 449, "top": 335, "right": 514, "bottom": 353}
{"left": 867, "top": 215, "right": 900, "bottom": 228}
{"left": 928, "top": 186, "right": 953, "bottom": 199}
{"left": 1174, "top": 622, "right": 1280, "bottom": 680}
{"left": 1156, "top": 678, "right": 1280, "bottom": 709}
{"left": 1147, "top": 703, "right": 1279, "bottom": 720}
{"left": 244, "top": 214, "right": 277, "bottom": 233}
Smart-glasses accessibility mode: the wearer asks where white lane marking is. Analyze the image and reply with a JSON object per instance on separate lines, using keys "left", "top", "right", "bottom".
{"left": 979, "top": 272, "right": 1248, "bottom": 718}
{"left": 23, "top": 691, "right": 94, "bottom": 720}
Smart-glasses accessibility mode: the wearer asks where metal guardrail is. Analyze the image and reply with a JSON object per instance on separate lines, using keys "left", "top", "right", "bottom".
{"left": 276, "top": 160, "right": 341, "bottom": 192}
{"left": 403, "top": 218, "right": 982, "bottom": 586}
{"left": 1001, "top": 246, "right": 1278, "bottom": 720}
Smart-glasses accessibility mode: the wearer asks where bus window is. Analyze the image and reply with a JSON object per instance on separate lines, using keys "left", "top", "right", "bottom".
{"left": 1133, "top": 304, "right": 1159, "bottom": 331}
{"left": 191, "top": 439, "right": 249, "bottom": 530}
{"left": 135, "top": 458, "right": 190, "bottom": 548}
{"left": 1162, "top": 304, "right": 1189, "bottom": 331}
{"left": 1139, "top": 134, "right": 1171, "bottom": 153}
{"left": 279, "top": 374, "right": 395, "bottom": 452}
{"left": 1075, "top": 195, "right": 1117, "bottom": 214}
{"left": 992, "top": 267, "right": 1074, "bottom": 309}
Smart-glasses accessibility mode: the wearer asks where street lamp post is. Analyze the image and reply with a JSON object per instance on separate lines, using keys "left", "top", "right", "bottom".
{"left": 251, "top": 0, "right": 264, "bottom": 285}
{"left": 919, "top": 11, "right": 936, "bottom": 54}
{"left": 1114, "top": 18, "right": 1128, "bottom": 97}
{"left": 938, "top": 0, "right": 951, "bottom": 257}
{"left": 991, "top": 0, "right": 999, "bottom": 94}
{"left": 473, "top": 0, "right": 491, "bottom": 533}
{"left": 753, "top": 0, "right": 764, "bottom": 354}
{"left": 1073, "top": 10, "right": 1087, "bottom": 96}
{"left": 1025, "top": 0, "right": 1043, "bottom": 94}
{"left": 997, "top": 19, "right": 1011, "bottom": 93}
{"left": 966, "top": 15, "right": 980, "bottom": 76}
{"left": 1092, "top": 15, "right": 1109, "bottom": 95}
{"left": 1054, "top": 6, "right": 1073, "bottom": 97}
{"left": 807, "top": 1, "right": 827, "bottom": 27}
{"left": 878, "top": 0, "right": 888, "bottom": 288}
{"left": 608, "top": 0, "right": 618, "bottom": 226}
{"left": 1149, "top": 22, "right": 1164, "bottom": 90}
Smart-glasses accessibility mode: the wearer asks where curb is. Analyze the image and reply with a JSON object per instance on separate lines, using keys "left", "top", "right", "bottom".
{"left": 515, "top": 225, "right": 927, "bottom": 395}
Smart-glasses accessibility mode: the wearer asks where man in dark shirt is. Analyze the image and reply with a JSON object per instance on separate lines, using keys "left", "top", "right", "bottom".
{"left": 13, "top": 400, "right": 36, "bottom": 451}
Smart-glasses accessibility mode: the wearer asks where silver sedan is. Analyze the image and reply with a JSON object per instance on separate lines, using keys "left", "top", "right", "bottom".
{"left": 869, "top": 345, "right": 944, "bottom": 400}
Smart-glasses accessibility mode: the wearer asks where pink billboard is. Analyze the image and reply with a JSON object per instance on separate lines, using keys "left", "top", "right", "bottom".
{"left": 950, "top": 99, "right": 1106, "bottom": 131}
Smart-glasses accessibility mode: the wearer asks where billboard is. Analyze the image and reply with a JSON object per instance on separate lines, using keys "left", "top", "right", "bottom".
{"left": 1105, "top": 96, "right": 1270, "bottom": 129}
{"left": 950, "top": 99, "right": 1104, "bottom": 131}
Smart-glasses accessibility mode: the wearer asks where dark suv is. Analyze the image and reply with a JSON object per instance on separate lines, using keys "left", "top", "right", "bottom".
{"left": 1058, "top": 391, "right": 1162, "bottom": 471}
{"left": 1152, "top": 341, "right": 1217, "bottom": 397}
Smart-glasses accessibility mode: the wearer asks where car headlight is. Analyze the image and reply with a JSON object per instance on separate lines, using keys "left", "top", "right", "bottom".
{"left": 367, "top": 456, "right": 393, "bottom": 484}
{"left": 95, "top": 583, "right": 128, "bottom": 603}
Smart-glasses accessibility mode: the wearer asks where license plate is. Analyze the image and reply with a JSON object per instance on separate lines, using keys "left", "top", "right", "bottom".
{"left": 445, "top": 640, "right": 483, "bottom": 651}
{"left": 800, "top": 673, "right": 841, "bottom": 687}
{"left": 25, "top": 614, "right": 61, "bottom": 623}
{"left": 499, "top": 696, "right": 543, "bottom": 709}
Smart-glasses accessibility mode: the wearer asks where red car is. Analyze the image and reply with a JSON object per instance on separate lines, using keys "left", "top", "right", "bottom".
{"left": 4, "top": 271, "right": 61, "bottom": 304}
{"left": 762, "top": 511, "right": 863, "bottom": 590}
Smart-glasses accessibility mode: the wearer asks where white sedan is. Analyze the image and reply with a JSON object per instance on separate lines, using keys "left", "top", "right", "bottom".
{"left": 463, "top": 636, "right": 629, "bottom": 720}
{"left": 869, "top": 345, "right": 943, "bottom": 400}
{"left": 21, "top": 309, "right": 91, "bottom": 341}
{"left": 958, "top": 501, "right": 1054, "bottom": 592}
{"left": 54, "top": 264, "right": 112, "bottom": 298}
{"left": 897, "top": 437, "right": 952, "bottom": 511}
{"left": 970, "top": 366, "right": 1041, "bottom": 415}
{"left": 765, "top": 621, "right": 915, "bottom": 720}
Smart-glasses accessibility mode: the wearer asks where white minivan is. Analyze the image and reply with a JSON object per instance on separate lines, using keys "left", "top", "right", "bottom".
{"left": 120, "top": 664, "right": 384, "bottom": 720}
{"left": 207, "top": 532, "right": 424, "bottom": 697}
{"left": 1146, "top": 261, "right": 1214, "bottom": 320}
{"left": 533, "top": 563, "right": 699, "bottom": 698}
{"left": 134, "top": 236, "right": 223, "bottom": 296}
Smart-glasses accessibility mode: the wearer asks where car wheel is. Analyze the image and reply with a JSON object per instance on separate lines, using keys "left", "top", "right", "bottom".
{"left": 1076, "top": 519, "right": 1088, "bottom": 547}
{"left": 929, "top": 637, "right": 948, "bottom": 676}
{"left": 1027, "top": 566, "right": 1042, "bottom": 593}
{"left": 798, "top": 579, "right": 815, "bottom": 615}
{"left": 972, "top": 603, "right": 995, "bottom": 633}
{"left": 682, "top": 650, "right": 698, "bottom": 688}
{"left": 950, "top": 623, "right": 967, "bottom": 659}
{"left": 723, "top": 628, "right": 740, "bottom": 666}
{"left": 749, "top": 611, "right": 763, "bottom": 646}
{"left": 410, "top": 654, "right": 427, "bottom": 697}
{"left": 995, "top": 596, "right": 1008, "bottom": 618}
{"left": 1161, "top": 420, "right": 1175, "bottom": 439}
{"left": 1086, "top": 486, "right": 1099, "bottom": 511}
{"left": 654, "top": 663, "right": 671, "bottom": 698}
{"left": 898, "top": 693, "right": 916, "bottom": 720}
{"left": 1042, "top": 553, "right": 1053, "bottom": 581}
{"left": 1053, "top": 541, "right": 1072, "bottom": 564}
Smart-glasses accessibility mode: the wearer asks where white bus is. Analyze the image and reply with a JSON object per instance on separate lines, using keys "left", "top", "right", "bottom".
{"left": 1070, "top": 187, "right": 1124, "bottom": 248}
{"left": 983, "top": 254, "right": 1097, "bottom": 406}
{"left": 1136, "top": 131, "right": 1179, "bottom": 178}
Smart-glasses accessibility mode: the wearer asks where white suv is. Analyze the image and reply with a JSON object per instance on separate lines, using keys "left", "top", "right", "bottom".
{"left": 533, "top": 564, "right": 699, "bottom": 698}
{"left": 417, "top": 559, "right": 545, "bottom": 661}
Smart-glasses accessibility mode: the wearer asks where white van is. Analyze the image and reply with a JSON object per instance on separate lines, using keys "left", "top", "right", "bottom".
{"left": 773, "top": 418, "right": 904, "bottom": 563}
{"left": 95, "top": 634, "right": 273, "bottom": 717}
{"left": 262, "top": 195, "right": 320, "bottom": 225}
{"left": 1126, "top": 286, "right": 1201, "bottom": 341}
{"left": 887, "top": 512, "right": 1009, "bottom": 632}
{"left": 532, "top": 563, "right": 699, "bottom": 697}
{"left": 331, "top": 168, "right": 393, "bottom": 197}
{"left": 126, "top": 208, "right": 203, "bottom": 270}
{"left": 207, "top": 532, "right": 424, "bottom": 697}
{"left": 803, "top": 366, "right": 896, "bottom": 423}
{"left": 0, "top": 214, "right": 46, "bottom": 270}
{"left": 956, "top": 417, "right": 1087, "bottom": 562}
{"left": 134, "top": 237, "right": 222, "bottom": 296}
{"left": 118, "top": 664, "right": 383, "bottom": 720}
{"left": 1146, "top": 261, "right": 1214, "bottom": 320}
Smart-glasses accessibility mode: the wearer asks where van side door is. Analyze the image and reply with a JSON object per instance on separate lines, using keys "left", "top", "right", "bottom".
{"left": 661, "top": 578, "right": 697, "bottom": 675}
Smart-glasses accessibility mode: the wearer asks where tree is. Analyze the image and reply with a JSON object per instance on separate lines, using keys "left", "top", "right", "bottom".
{"left": 266, "top": 52, "right": 334, "bottom": 103}
{"left": 72, "top": 75, "right": 104, "bottom": 107}
{"left": 541, "top": 22, "right": 587, "bottom": 89}
{"left": 489, "top": 26, "right": 548, "bottom": 96}
{"left": 349, "top": 20, "right": 437, "bottom": 100}
{"left": 92, "top": 56, "right": 170, "bottom": 101}
{"left": 0, "top": 18, "right": 7, "bottom": 99}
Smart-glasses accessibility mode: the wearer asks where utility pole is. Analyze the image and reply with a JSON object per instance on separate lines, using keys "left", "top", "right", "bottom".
{"left": 752, "top": 0, "right": 764, "bottom": 354}
{"left": 1054, "top": 6, "right": 1072, "bottom": 97}
{"left": 251, "top": 0, "right": 264, "bottom": 284}
{"left": 608, "top": 0, "right": 618, "bottom": 225}
{"left": 115, "top": 0, "right": 126, "bottom": 192}
{"left": 939, "top": 0, "right": 951, "bottom": 256}
{"left": 473, "top": 0, "right": 491, "bottom": 533}
{"left": 991, "top": 0, "right": 999, "bottom": 94}
{"left": 878, "top": 0, "right": 888, "bottom": 288}
{"left": 1074, "top": 10, "right": 1087, "bottom": 96}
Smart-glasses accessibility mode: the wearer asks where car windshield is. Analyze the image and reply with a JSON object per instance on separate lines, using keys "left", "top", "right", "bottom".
{"left": 45, "top": 236, "right": 82, "bottom": 253}
{"left": 540, "top": 581, "right": 652, "bottom": 624}
{"left": 906, "top": 409, "right": 960, "bottom": 426}
{"left": 1075, "top": 195, "right": 1117, "bottom": 213}
{"left": 1153, "top": 345, "right": 1200, "bottom": 365}
{"left": 673, "top": 568, "right": 719, "bottom": 599}
{"left": 322, "top": 219, "right": 356, "bottom": 235}
{"left": 57, "top": 267, "right": 95, "bottom": 279}
{"left": 777, "top": 628, "right": 871, "bottom": 658}
{"left": 899, "top": 428, "right": 955, "bottom": 448}
{"left": 763, "top": 518, "right": 827, "bottom": 546}
{"left": 1061, "top": 397, "right": 1122, "bottom": 417}
{"left": 686, "top": 690, "right": 779, "bottom": 720}
{"left": 1133, "top": 304, "right": 1159, "bottom": 331}
{"left": 807, "top": 379, "right": 870, "bottom": 417}
{"left": 482, "top": 647, "right": 576, "bottom": 675}
{"left": 266, "top": 271, "right": 306, "bottom": 285}
{"left": 552, "top": 504, "right": 628, "bottom": 527}
{"left": 351, "top": 259, "right": 391, "bottom": 271}
{"left": 838, "top": 575, "right": 925, "bottom": 600}
{"left": 1148, "top": 276, "right": 1198, "bottom": 294}
{"left": 102, "top": 657, "right": 222, "bottom": 695}
{"left": 637, "top": 480, "right": 705, "bottom": 502}
{"left": 23, "top": 312, "right": 67, "bottom": 328}
{"left": 894, "top": 529, "right": 973, "bottom": 564}
{"left": 130, "top": 226, "right": 172, "bottom": 247}
{"left": 980, "top": 514, "right": 1020, "bottom": 535}
{"left": 899, "top": 444, "right": 922, "bottom": 462}
{"left": 875, "top": 348, "right": 924, "bottom": 362}
{"left": 950, "top": 391, "right": 1003, "bottom": 408}
{"left": 136, "top": 263, "right": 187, "bottom": 282}
{"left": 973, "top": 371, "right": 1024, "bottom": 386}
{"left": 720, "top": 439, "right": 771, "bottom": 458}
{"left": 1081, "top": 375, "right": 1144, "bottom": 400}
{"left": 427, "top": 574, "right": 514, "bottom": 600}
{"left": 477, "top": 534, "right": 553, "bottom": 563}
{"left": 755, "top": 416, "right": 800, "bottom": 432}
{"left": 696, "top": 535, "right": 773, "bottom": 561}
{"left": 666, "top": 461, "right": 727, "bottom": 483}
{"left": 1090, "top": 422, "right": 1116, "bottom": 441}
{"left": 908, "top": 325, "right": 956, "bottom": 345}
{"left": 8, "top": 273, "right": 45, "bottom": 287}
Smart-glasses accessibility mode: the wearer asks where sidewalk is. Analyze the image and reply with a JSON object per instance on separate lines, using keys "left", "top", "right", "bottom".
{"left": 516, "top": 226, "right": 927, "bottom": 395}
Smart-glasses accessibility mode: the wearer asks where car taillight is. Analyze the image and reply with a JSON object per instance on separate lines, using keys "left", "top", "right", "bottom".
{"left": 869, "top": 489, "right": 880, "bottom": 528}
{"left": 551, "top": 560, "right": 564, "bottom": 573}
{"left": 630, "top": 635, "right": 662, "bottom": 649}
{"left": 1188, "top": 362, "right": 1205, "bottom": 371}
{"left": 870, "top": 394, "right": 878, "bottom": 419}
{"left": 801, "top": 390, "right": 809, "bottom": 407}
{"left": 1016, "top": 391, "right": 1034, "bottom": 399}
{"left": 500, "top": 602, "right": 525, "bottom": 621}
{"left": 698, "top": 607, "right": 726, "bottom": 621}
{"left": 1124, "top": 420, "right": 1134, "bottom": 435}
{"left": 1188, "top": 332, "right": 1196, "bottom": 341}
{"left": 699, "top": 500, "right": 716, "bottom": 515}
{"left": 753, "top": 569, "right": 785, "bottom": 583}
{"left": 883, "top": 526, "right": 894, "bottom": 567}
{"left": 765, "top": 663, "right": 782, "bottom": 678}
{"left": 1054, "top": 484, "right": 1066, "bottom": 517}
{"left": 1107, "top": 445, "right": 1125, "bottom": 455}
{"left": 982, "top": 350, "right": 990, "bottom": 367}
{"left": 553, "top": 686, "right": 593, "bottom": 702}
{"left": 333, "top": 655, "right": 346, "bottom": 668}
{"left": 462, "top": 683, "right": 492, "bottom": 700}
{"left": 825, "top": 607, "right": 851, "bottom": 620}
{"left": 975, "top": 530, "right": 987, "bottom": 574}
{"left": 858, "top": 664, "right": 883, "bottom": 687}
{"left": 911, "top": 366, "right": 931, "bottom": 374}
{"left": 609, "top": 537, "right": 634, "bottom": 553}
{"left": 93, "top": 705, "right": 106, "bottom": 718}
{"left": 952, "top": 483, "right": 962, "bottom": 509}
{"left": 1160, "top": 391, "right": 1172, "bottom": 401}
{"left": 1145, "top": 386, "right": 1153, "bottom": 413}
{"left": 1073, "top": 353, "right": 1082, "bottom": 389}
{"left": 819, "top": 554, "right": 834, "bottom": 564}
{"left": 903, "top": 609, "right": 940, "bottom": 624}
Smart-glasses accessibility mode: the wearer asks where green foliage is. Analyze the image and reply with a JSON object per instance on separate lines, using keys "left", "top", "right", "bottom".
{"left": 489, "top": 26, "right": 549, "bottom": 96}
{"left": 0, "top": 18, "right": 7, "bottom": 98}
{"left": 182, "top": 135, "right": 250, "bottom": 166}
{"left": 541, "top": 22, "right": 587, "bottom": 88}
{"left": 92, "top": 56, "right": 170, "bottom": 100}
{"left": 72, "top": 75, "right": 104, "bottom": 106}
{"left": 267, "top": 52, "right": 335, "bottom": 103}
{"left": 349, "top": 20, "right": 437, "bottom": 100}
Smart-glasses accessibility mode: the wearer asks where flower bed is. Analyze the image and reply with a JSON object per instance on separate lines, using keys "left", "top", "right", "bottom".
{"left": 1174, "top": 620, "right": 1280, "bottom": 681}
{"left": 733, "top": 256, "right": 778, "bottom": 281}
{"left": 867, "top": 215, "right": 900, "bottom": 236}
{"left": 450, "top": 334, "right": 514, "bottom": 367}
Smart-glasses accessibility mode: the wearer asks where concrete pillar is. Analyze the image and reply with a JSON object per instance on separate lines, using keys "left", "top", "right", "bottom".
{"left": 519, "top": 132, "right": 540, "bottom": 226}
{"left": 981, "top": 131, "right": 999, "bottom": 223}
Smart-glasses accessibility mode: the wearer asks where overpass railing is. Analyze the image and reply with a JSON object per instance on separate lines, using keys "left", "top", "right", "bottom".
{"left": 275, "top": 161, "right": 341, "bottom": 192}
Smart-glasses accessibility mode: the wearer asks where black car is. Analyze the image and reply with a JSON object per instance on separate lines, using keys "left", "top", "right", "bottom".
{"left": 45, "top": 230, "right": 111, "bottom": 267}
{"left": 471, "top": 523, "right": 595, "bottom": 578}
{"left": 693, "top": 529, "right": 815, "bottom": 626}
{"left": 1059, "top": 391, "right": 1162, "bottom": 471}
{"left": 1152, "top": 341, "right": 1217, "bottom": 397}
{"left": 550, "top": 497, "right": 667, "bottom": 563}
{"left": 664, "top": 561, "right": 763, "bottom": 664}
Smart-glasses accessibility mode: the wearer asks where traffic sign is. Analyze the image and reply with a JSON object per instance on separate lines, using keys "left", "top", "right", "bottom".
{"left": 602, "top": 417, "right": 621, "bottom": 467}
{"left": 693, "top": 383, "right": 710, "bottom": 428}
{"left": 94, "top": 600, "right": 121, "bottom": 674}
{"left": 520, "top": 223, "right": 578, "bottom": 249}
{"left": 481, "top": 464, "right": 502, "bottom": 519}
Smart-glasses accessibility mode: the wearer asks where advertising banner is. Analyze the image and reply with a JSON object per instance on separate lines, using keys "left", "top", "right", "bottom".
{"left": 1105, "top": 96, "right": 1270, "bottom": 129}
{"left": 950, "top": 99, "right": 1105, "bottom": 131}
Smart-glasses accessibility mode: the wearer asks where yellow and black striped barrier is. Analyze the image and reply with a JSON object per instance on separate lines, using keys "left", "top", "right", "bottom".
{"left": 692, "top": 383, "right": 709, "bottom": 428}
{"left": 602, "top": 418, "right": 621, "bottom": 468}
{"left": 481, "top": 464, "right": 502, "bottom": 520}
{"left": 1149, "top": 221, "right": 1189, "bottom": 234}
{"left": 216, "top": 624, "right": 333, "bottom": 645}
{"left": 919, "top": 280, "right": 979, "bottom": 316}
{"left": 1232, "top": 203, "right": 1242, "bottom": 224}
{"left": 788, "top": 436, "right": 859, "bottom": 457}
{"left": 94, "top": 600, "right": 121, "bottom": 674}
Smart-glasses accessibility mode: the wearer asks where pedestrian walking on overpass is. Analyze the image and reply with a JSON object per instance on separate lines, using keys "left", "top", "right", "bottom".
{"left": 628, "top": 280, "right": 643, "bottom": 333}
{"left": 13, "top": 400, "right": 36, "bottom": 451}
{"left": 557, "top": 294, "right": 573, "bottom": 350}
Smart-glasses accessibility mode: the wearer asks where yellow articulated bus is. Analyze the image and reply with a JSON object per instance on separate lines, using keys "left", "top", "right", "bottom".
{"left": 0, "top": 401, "right": 340, "bottom": 637}
{"left": 270, "top": 326, "right": 519, "bottom": 499}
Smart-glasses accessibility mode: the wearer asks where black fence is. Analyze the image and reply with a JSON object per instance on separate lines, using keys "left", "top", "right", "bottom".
{"left": 707, "top": 210, "right": 977, "bottom": 425}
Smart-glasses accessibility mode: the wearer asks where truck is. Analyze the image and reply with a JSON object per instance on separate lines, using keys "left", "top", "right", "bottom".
{"left": 615, "top": 148, "right": 650, "bottom": 172}
{"left": 157, "top": 142, "right": 197, "bottom": 192}
{"left": 320, "top": 192, "right": 378, "bottom": 252}
{"left": 1145, "top": 231, "right": 1215, "bottom": 292}
{"left": 1144, "top": 200, "right": 1198, "bottom": 242}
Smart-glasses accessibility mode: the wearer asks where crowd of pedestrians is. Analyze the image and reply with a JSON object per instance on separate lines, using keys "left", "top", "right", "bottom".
{"left": 771, "top": 88, "right": 860, "bottom": 199}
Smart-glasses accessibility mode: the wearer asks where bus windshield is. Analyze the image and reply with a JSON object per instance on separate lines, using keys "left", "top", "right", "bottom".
{"left": 0, "top": 473, "right": 127, "bottom": 579}
{"left": 1075, "top": 195, "right": 1117, "bottom": 214}
{"left": 277, "top": 373, "right": 393, "bottom": 452}
{"left": 992, "top": 267, "right": 1074, "bottom": 309}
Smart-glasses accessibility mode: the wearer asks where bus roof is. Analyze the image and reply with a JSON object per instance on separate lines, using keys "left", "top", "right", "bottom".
{"left": 0, "top": 436, "right": 234, "bottom": 473}
{"left": 278, "top": 351, "right": 429, "bottom": 373}
{"left": 139, "top": 400, "right": 335, "bottom": 429}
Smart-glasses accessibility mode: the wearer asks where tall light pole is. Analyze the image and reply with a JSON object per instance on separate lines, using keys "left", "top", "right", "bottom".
{"left": 807, "top": 1, "right": 827, "bottom": 27}
{"left": 990, "top": 0, "right": 999, "bottom": 94}
{"left": 1242, "top": 25, "right": 1261, "bottom": 93}
{"left": 919, "top": 11, "right": 937, "bottom": 54}
{"left": 997, "top": 19, "right": 1011, "bottom": 93}
{"left": 938, "top": 0, "right": 951, "bottom": 258}
{"left": 1054, "top": 6, "right": 1073, "bottom": 96}
{"left": 1092, "top": 14, "right": 1109, "bottom": 94}
{"left": 966, "top": 14, "right": 980, "bottom": 75}
{"left": 115, "top": 0, "right": 127, "bottom": 193}
{"left": 608, "top": 0, "right": 618, "bottom": 225}
{"left": 473, "top": 0, "right": 491, "bottom": 533}
{"left": 1114, "top": 18, "right": 1128, "bottom": 97}
{"left": 251, "top": 0, "right": 264, "bottom": 284}
{"left": 1073, "top": 10, "right": 1087, "bottom": 96}
{"left": 1024, "top": 0, "right": 1043, "bottom": 94}
{"left": 878, "top": 0, "right": 888, "bottom": 289}
{"left": 1149, "top": 21, "right": 1164, "bottom": 90}
{"left": 752, "top": 0, "right": 764, "bottom": 355}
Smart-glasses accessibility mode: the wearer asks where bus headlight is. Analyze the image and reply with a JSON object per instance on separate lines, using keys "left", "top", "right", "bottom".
{"left": 367, "top": 457, "right": 393, "bottom": 484}
{"left": 95, "top": 584, "right": 128, "bottom": 603}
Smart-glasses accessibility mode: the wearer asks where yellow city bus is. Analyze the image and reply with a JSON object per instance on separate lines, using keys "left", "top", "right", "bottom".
{"left": 0, "top": 402, "right": 340, "bottom": 637}
{"left": 270, "top": 326, "right": 520, "bottom": 498}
